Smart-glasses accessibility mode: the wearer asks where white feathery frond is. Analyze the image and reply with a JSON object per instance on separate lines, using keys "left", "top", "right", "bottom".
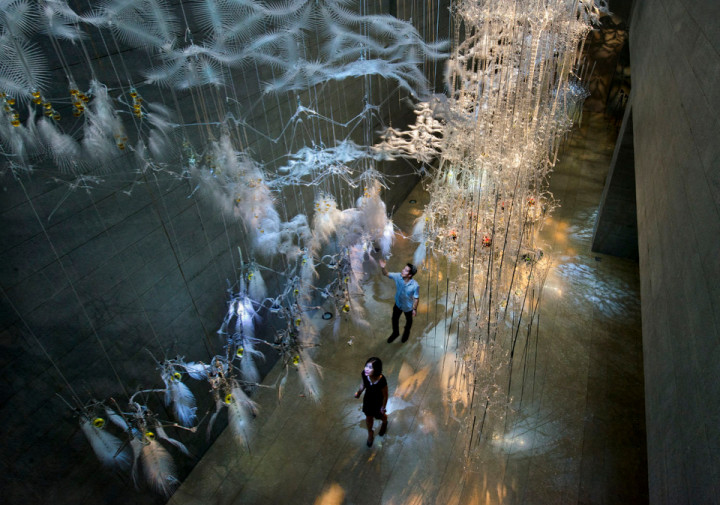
{"left": 0, "top": 110, "right": 40, "bottom": 162}
{"left": 347, "top": 243, "right": 371, "bottom": 332}
{"left": 311, "top": 193, "right": 343, "bottom": 250}
{"left": 101, "top": 0, "right": 180, "bottom": 49}
{"left": 79, "top": 417, "right": 131, "bottom": 470}
{"left": 40, "top": 0, "right": 86, "bottom": 41}
{"left": 246, "top": 265, "right": 266, "bottom": 302}
{"left": 238, "top": 344, "right": 260, "bottom": 384}
{"left": 300, "top": 254, "right": 317, "bottom": 285}
{"left": 163, "top": 374, "right": 197, "bottom": 427}
{"left": 379, "top": 221, "right": 395, "bottom": 258}
{"left": 82, "top": 80, "right": 123, "bottom": 166}
{"left": 154, "top": 424, "right": 189, "bottom": 457}
{"left": 227, "top": 384, "right": 257, "bottom": 445}
{"left": 411, "top": 215, "right": 426, "bottom": 241}
{"left": 206, "top": 399, "right": 223, "bottom": 441}
{"left": 0, "top": 35, "right": 51, "bottom": 99}
{"left": 104, "top": 406, "right": 130, "bottom": 431}
{"left": 191, "top": 0, "right": 229, "bottom": 37}
{"left": 37, "top": 118, "right": 82, "bottom": 173}
{"left": 277, "top": 368, "right": 289, "bottom": 400}
{"left": 130, "top": 437, "right": 143, "bottom": 487}
{"left": 183, "top": 361, "right": 209, "bottom": 380}
{"left": 355, "top": 181, "right": 388, "bottom": 240}
{"left": 140, "top": 438, "right": 179, "bottom": 497}
{"left": 0, "top": 0, "right": 37, "bottom": 39}
{"left": 413, "top": 242, "right": 427, "bottom": 267}
{"left": 296, "top": 349, "right": 322, "bottom": 401}
{"left": 332, "top": 307, "right": 342, "bottom": 338}
{"left": 231, "top": 296, "right": 255, "bottom": 340}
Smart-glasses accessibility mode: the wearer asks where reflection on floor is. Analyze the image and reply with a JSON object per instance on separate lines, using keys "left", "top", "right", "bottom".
{"left": 168, "top": 112, "right": 648, "bottom": 505}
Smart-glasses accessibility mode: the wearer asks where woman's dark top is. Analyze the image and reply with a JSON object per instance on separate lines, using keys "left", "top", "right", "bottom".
{"left": 361, "top": 372, "right": 387, "bottom": 418}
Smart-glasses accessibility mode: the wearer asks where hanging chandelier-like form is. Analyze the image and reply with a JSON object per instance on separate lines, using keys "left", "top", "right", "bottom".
{"left": 373, "top": 0, "right": 603, "bottom": 461}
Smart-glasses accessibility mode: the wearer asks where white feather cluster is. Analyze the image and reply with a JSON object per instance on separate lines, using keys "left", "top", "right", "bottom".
{"left": 227, "top": 384, "right": 258, "bottom": 446}
{"left": 310, "top": 193, "right": 344, "bottom": 256}
{"left": 200, "top": 135, "right": 281, "bottom": 255}
{"left": 295, "top": 348, "right": 322, "bottom": 402}
{"left": 161, "top": 371, "right": 197, "bottom": 427}
{"left": 246, "top": 264, "right": 267, "bottom": 302}
{"left": 82, "top": 80, "right": 126, "bottom": 167}
{"left": 140, "top": 439, "right": 180, "bottom": 497}
{"left": 355, "top": 180, "right": 388, "bottom": 240}
{"left": 79, "top": 417, "right": 131, "bottom": 470}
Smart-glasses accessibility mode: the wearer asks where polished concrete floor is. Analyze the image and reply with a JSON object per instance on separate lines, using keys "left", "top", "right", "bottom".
{"left": 167, "top": 112, "right": 647, "bottom": 505}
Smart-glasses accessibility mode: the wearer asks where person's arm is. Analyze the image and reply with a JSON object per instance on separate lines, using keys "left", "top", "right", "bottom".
{"left": 412, "top": 285, "right": 419, "bottom": 316}
{"left": 380, "top": 383, "right": 388, "bottom": 413}
{"left": 378, "top": 258, "right": 389, "bottom": 277}
{"left": 354, "top": 381, "right": 366, "bottom": 398}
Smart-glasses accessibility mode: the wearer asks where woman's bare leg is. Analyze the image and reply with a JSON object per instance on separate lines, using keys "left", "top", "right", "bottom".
{"left": 366, "top": 416, "right": 375, "bottom": 446}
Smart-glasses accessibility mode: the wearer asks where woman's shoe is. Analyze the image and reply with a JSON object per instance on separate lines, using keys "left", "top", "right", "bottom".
{"left": 366, "top": 433, "right": 374, "bottom": 447}
{"left": 379, "top": 421, "right": 388, "bottom": 436}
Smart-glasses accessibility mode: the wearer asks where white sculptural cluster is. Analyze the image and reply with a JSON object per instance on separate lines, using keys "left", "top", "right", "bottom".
{"left": 0, "top": 0, "right": 604, "bottom": 494}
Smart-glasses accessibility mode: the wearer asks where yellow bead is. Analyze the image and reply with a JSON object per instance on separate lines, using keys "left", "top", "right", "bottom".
{"left": 237, "top": 347, "right": 244, "bottom": 357}
{"left": 52, "top": 114, "right": 61, "bottom": 120}
{"left": 92, "top": 417, "right": 105, "bottom": 428}
{"left": 145, "top": 431, "right": 155, "bottom": 440}
{"left": 292, "top": 355, "right": 300, "bottom": 366}
{"left": 11, "top": 120, "right": 20, "bottom": 127}
{"left": 33, "top": 98, "right": 42, "bottom": 104}
{"left": 7, "top": 98, "right": 15, "bottom": 105}
{"left": 172, "top": 372, "right": 182, "bottom": 381}
{"left": 224, "top": 393, "right": 233, "bottom": 404}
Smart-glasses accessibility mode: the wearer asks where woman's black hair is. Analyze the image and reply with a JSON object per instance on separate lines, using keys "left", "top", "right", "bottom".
{"left": 365, "top": 356, "right": 383, "bottom": 374}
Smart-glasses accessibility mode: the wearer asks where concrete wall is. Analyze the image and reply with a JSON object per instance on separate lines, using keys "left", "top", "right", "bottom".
{"left": 0, "top": 2, "right": 450, "bottom": 503}
{"left": 592, "top": 99, "right": 639, "bottom": 259}
{"left": 630, "top": 0, "right": 720, "bottom": 502}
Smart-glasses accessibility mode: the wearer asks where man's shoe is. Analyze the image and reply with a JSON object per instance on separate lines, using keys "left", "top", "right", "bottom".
{"left": 401, "top": 334, "right": 409, "bottom": 343}
{"left": 387, "top": 334, "right": 399, "bottom": 343}
{"left": 379, "top": 421, "right": 388, "bottom": 436}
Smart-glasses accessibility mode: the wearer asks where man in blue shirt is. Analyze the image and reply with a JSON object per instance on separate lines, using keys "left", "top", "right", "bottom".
{"left": 378, "top": 258, "right": 420, "bottom": 343}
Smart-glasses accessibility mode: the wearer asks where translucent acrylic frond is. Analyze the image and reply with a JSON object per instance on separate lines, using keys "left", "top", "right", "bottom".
{"left": 0, "top": 36, "right": 50, "bottom": 98}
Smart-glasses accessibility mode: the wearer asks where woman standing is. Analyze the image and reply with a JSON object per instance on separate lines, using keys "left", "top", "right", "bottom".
{"left": 354, "top": 357, "right": 388, "bottom": 447}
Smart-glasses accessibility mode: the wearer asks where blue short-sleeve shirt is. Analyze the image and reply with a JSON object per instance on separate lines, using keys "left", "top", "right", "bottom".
{"left": 388, "top": 272, "right": 419, "bottom": 312}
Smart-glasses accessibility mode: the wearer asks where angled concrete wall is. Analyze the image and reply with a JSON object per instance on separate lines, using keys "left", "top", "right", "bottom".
{"left": 630, "top": 0, "right": 720, "bottom": 503}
